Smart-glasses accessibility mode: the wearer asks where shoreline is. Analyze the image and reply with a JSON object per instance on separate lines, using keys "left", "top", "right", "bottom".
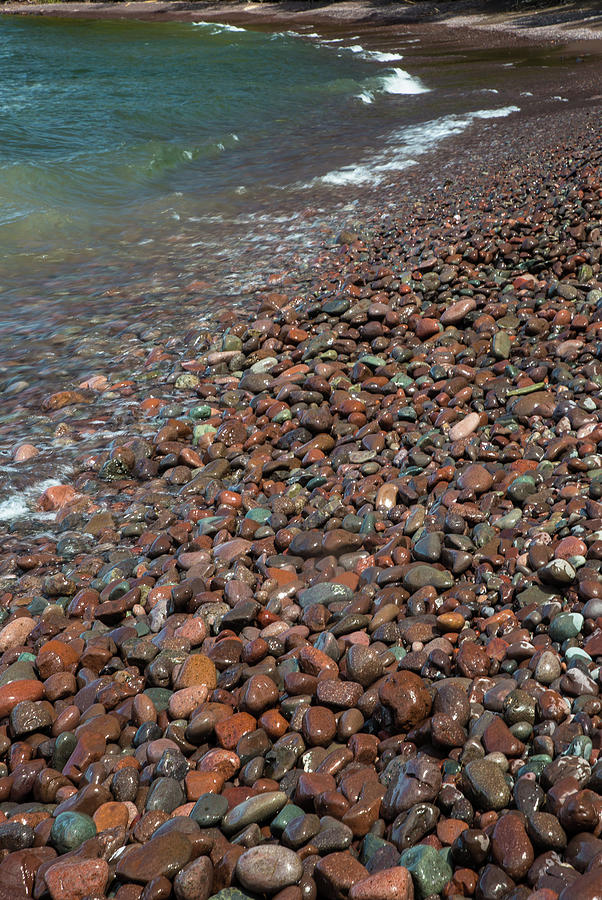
{"left": 0, "top": 6, "right": 601, "bottom": 897}
{"left": 0, "top": 75, "right": 601, "bottom": 900}
{"left": 2, "top": 0, "right": 602, "bottom": 46}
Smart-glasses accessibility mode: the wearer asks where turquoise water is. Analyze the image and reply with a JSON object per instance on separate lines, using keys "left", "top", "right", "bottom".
{"left": 0, "top": 18, "right": 430, "bottom": 271}
{"left": 0, "top": 15, "right": 579, "bottom": 310}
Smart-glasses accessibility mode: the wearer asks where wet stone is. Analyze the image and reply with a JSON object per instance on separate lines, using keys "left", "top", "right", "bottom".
{"left": 235, "top": 845, "right": 303, "bottom": 894}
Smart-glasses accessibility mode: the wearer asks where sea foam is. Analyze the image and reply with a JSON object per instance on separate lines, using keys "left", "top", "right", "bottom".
{"left": 379, "top": 67, "right": 430, "bottom": 95}
{"left": 317, "top": 106, "right": 520, "bottom": 186}
{"left": 0, "top": 477, "right": 68, "bottom": 523}
{"left": 191, "top": 21, "right": 247, "bottom": 32}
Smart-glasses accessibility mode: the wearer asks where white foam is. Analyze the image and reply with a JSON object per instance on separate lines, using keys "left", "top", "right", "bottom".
{"left": 313, "top": 105, "right": 520, "bottom": 187}
{"left": 481, "top": 88, "right": 499, "bottom": 93}
{"left": 520, "top": 91, "right": 533, "bottom": 97}
{"left": 363, "top": 51, "right": 404, "bottom": 62}
{"left": 344, "top": 44, "right": 365, "bottom": 53}
{"left": 356, "top": 91, "right": 374, "bottom": 104}
{"left": 191, "top": 21, "right": 246, "bottom": 32}
{"left": 0, "top": 477, "right": 67, "bottom": 523}
{"left": 379, "top": 67, "right": 429, "bottom": 95}
{"left": 553, "top": 96, "right": 569, "bottom": 102}
{"left": 322, "top": 164, "right": 377, "bottom": 186}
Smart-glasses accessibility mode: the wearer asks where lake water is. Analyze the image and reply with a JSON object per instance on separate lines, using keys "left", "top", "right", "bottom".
{"left": 0, "top": 15, "right": 553, "bottom": 315}
{"left": 0, "top": 13, "right": 596, "bottom": 523}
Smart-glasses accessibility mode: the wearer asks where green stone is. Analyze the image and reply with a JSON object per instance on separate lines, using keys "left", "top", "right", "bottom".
{"left": 306, "top": 476, "right": 328, "bottom": 490}
{"left": 360, "top": 513, "right": 376, "bottom": 534}
{"left": 517, "top": 754, "right": 552, "bottom": 779}
{"left": 193, "top": 423, "right": 217, "bottom": 443}
{"left": 577, "top": 264, "right": 593, "bottom": 282}
{"left": 245, "top": 508, "right": 271, "bottom": 524}
{"left": 507, "top": 474, "right": 537, "bottom": 505}
{"left": 208, "top": 891, "right": 259, "bottom": 900}
{"left": 222, "top": 334, "right": 243, "bottom": 351}
{"left": 510, "top": 721, "right": 532, "bottom": 742}
{"left": 516, "top": 585, "right": 558, "bottom": 607}
{"left": 495, "top": 508, "right": 522, "bottom": 529}
{"left": 359, "top": 354, "right": 386, "bottom": 368}
{"left": 198, "top": 516, "right": 229, "bottom": 536}
{"left": 403, "top": 565, "right": 454, "bottom": 592}
{"left": 99, "top": 458, "right": 129, "bottom": 481}
{"left": 565, "top": 646, "right": 591, "bottom": 663}
{"left": 16, "top": 652, "right": 37, "bottom": 665}
{"left": 272, "top": 408, "right": 291, "bottom": 424}
{"left": 175, "top": 373, "right": 200, "bottom": 389}
{"left": 52, "top": 732, "right": 78, "bottom": 772}
{"left": 0, "top": 661, "right": 36, "bottom": 687}
{"left": 50, "top": 812, "right": 96, "bottom": 853}
{"left": 503, "top": 689, "right": 536, "bottom": 725}
{"left": 549, "top": 612, "right": 583, "bottom": 642}
{"left": 492, "top": 332, "right": 511, "bottom": 359}
{"left": 400, "top": 844, "right": 453, "bottom": 898}
{"left": 322, "top": 297, "right": 350, "bottom": 316}
{"left": 190, "top": 404, "right": 212, "bottom": 420}
{"left": 270, "top": 803, "right": 304, "bottom": 836}
{"left": 360, "top": 833, "right": 390, "bottom": 865}
{"left": 144, "top": 687, "right": 172, "bottom": 712}
{"left": 390, "top": 373, "right": 414, "bottom": 388}
{"left": 298, "top": 583, "right": 353, "bottom": 609}
{"left": 190, "top": 793, "right": 228, "bottom": 827}
{"left": 563, "top": 735, "right": 592, "bottom": 761}
{"left": 27, "top": 597, "right": 48, "bottom": 617}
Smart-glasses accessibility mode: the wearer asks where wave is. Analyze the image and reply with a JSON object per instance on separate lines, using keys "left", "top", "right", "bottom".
{"left": 379, "top": 67, "right": 429, "bottom": 95}
{"left": 356, "top": 92, "right": 374, "bottom": 104}
{"left": 191, "top": 21, "right": 247, "bottom": 32}
{"left": 315, "top": 105, "right": 520, "bottom": 187}
{"left": 364, "top": 51, "right": 405, "bottom": 62}
{"left": 0, "top": 477, "right": 68, "bottom": 522}
{"left": 339, "top": 45, "right": 405, "bottom": 63}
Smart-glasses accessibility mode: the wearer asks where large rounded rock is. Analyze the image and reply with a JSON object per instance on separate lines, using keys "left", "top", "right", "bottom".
{"left": 379, "top": 671, "right": 432, "bottom": 731}
{"left": 236, "top": 845, "right": 303, "bottom": 894}
{"left": 463, "top": 759, "right": 511, "bottom": 811}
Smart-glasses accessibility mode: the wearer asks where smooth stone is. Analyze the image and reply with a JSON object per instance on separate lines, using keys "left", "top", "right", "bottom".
{"left": 115, "top": 832, "right": 192, "bottom": 883}
{"left": 463, "top": 759, "right": 511, "bottom": 810}
{"left": 298, "top": 583, "right": 353, "bottom": 608}
{"left": 50, "top": 812, "right": 96, "bottom": 854}
{"left": 403, "top": 565, "right": 454, "bottom": 592}
{"left": 235, "top": 845, "right": 303, "bottom": 894}
{"left": 348, "top": 866, "right": 414, "bottom": 900}
{"left": 222, "top": 791, "right": 288, "bottom": 835}
{"left": 549, "top": 613, "right": 583, "bottom": 642}
{"left": 190, "top": 793, "right": 228, "bottom": 827}
{"left": 399, "top": 844, "right": 452, "bottom": 899}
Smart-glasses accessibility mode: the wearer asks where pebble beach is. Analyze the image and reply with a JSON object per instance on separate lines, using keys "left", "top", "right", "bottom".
{"left": 0, "top": 4, "right": 602, "bottom": 900}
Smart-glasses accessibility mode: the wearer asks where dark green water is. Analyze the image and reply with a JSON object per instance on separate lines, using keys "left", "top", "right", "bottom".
{"left": 0, "top": 15, "right": 588, "bottom": 317}
{"left": 0, "top": 19, "right": 425, "bottom": 273}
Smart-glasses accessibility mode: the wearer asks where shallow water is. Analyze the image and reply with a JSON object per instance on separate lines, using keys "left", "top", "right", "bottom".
{"left": 0, "top": 15, "right": 599, "bottom": 523}
{"left": 1, "top": 15, "right": 586, "bottom": 318}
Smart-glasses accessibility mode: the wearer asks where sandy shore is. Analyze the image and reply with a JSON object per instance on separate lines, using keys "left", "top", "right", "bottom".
{"left": 2, "top": 0, "right": 602, "bottom": 45}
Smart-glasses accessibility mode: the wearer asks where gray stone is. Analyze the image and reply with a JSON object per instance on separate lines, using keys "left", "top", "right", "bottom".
{"left": 236, "top": 845, "right": 303, "bottom": 894}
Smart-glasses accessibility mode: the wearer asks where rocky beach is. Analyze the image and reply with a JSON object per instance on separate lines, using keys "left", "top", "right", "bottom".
{"left": 0, "top": 3, "right": 602, "bottom": 900}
